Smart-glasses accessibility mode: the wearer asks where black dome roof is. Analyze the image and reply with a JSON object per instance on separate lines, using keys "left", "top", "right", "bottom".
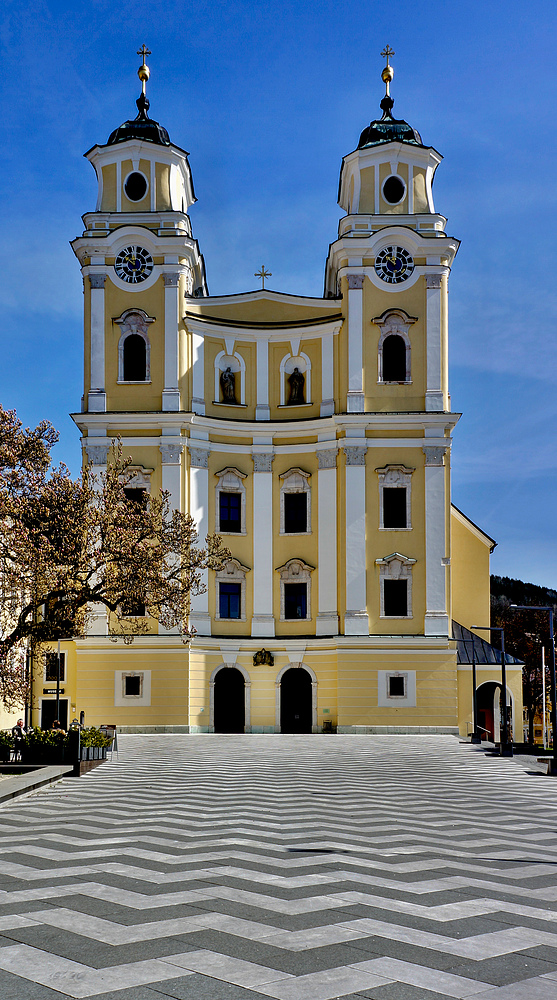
{"left": 358, "top": 95, "right": 422, "bottom": 149}
{"left": 107, "top": 94, "right": 170, "bottom": 147}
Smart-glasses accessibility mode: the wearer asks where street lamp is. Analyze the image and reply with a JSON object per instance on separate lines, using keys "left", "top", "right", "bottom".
{"left": 472, "top": 625, "right": 513, "bottom": 756}
{"left": 511, "top": 605, "right": 557, "bottom": 775}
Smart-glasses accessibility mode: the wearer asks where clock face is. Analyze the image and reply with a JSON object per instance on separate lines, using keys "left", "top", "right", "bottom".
{"left": 114, "top": 246, "right": 153, "bottom": 284}
{"left": 375, "top": 246, "right": 414, "bottom": 284}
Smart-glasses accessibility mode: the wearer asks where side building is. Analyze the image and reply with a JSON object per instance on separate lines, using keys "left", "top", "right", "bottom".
{"left": 32, "top": 54, "right": 522, "bottom": 739}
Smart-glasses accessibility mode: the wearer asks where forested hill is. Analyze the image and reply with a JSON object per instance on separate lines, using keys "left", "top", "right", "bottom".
{"left": 491, "top": 575, "right": 557, "bottom": 607}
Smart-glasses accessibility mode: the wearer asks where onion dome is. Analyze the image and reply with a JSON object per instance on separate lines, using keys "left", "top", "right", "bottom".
{"left": 358, "top": 46, "right": 423, "bottom": 148}
{"left": 107, "top": 45, "right": 171, "bottom": 147}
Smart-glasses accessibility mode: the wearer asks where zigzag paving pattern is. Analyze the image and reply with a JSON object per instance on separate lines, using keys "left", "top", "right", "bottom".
{"left": 0, "top": 737, "right": 555, "bottom": 999}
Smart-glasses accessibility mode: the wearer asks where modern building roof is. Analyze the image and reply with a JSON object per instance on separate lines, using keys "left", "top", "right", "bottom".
{"left": 452, "top": 621, "right": 524, "bottom": 666}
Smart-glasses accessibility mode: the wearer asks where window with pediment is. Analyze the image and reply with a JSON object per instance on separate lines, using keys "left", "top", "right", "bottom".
{"left": 277, "top": 558, "right": 314, "bottom": 621}
{"left": 279, "top": 468, "right": 311, "bottom": 535}
{"left": 215, "top": 559, "right": 250, "bottom": 621}
{"left": 215, "top": 467, "right": 247, "bottom": 534}
{"left": 373, "top": 309, "right": 416, "bottom": 384}
{"left": 376, "top": 552, "right": 416, "bottom": 619}
{"left": 116, "top": 309, "right": 154, "bottom": 383}
{"left": 376, "top": 465, "right": 414, "bottom": 530}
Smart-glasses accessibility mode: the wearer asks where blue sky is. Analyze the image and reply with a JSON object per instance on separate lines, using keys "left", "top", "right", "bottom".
{"left": 1, "top": 0, "right": 556, "bottom": 586}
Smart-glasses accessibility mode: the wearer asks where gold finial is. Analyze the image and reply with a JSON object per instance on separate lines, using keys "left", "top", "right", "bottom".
{"left": 137, "top": 44, "right": 151, "bottom": 96}
{"left": 380, "top": 44, "right": 395, "bottom": 96}
{"left": 254, "top": 265, "right": 272, "bottom": 289}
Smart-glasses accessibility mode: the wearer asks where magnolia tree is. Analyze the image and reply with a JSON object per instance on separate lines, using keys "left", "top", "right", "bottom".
{"left": 0, "top": 405, "right": 229, "bottom": 709}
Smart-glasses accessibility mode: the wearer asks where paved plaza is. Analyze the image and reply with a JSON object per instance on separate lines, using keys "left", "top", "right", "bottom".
{"left": 0, "top": 736, "right": 555, "bottom": 999}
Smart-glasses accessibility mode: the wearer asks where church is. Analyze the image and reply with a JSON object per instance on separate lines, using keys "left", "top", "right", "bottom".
{"left": 34, "top": 48, "right": 522, "bottom": 738}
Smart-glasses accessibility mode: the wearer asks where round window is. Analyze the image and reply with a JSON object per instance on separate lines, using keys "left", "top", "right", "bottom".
{"left": 382, "top": 175, "right": 406, "bottom": 205}
{"left": 124, "top": 172, "right": 148, "bottom": 202}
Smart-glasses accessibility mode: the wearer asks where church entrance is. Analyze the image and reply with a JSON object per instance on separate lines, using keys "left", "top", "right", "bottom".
{"left": 214, "top": 668, "right": 245, "bottom": 733}
{"left": 280, "top": 667, "right": 312, "bottom": 733}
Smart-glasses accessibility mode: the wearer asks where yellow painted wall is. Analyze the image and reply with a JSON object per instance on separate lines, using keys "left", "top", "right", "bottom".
{"left": 450, "top": 507, "right": 492, "bottom": 631}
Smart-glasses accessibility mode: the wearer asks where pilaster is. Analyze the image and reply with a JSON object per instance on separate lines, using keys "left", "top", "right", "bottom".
{"left": 191, "top": 331, "right": 205, "bottom": 415}
{"left": 316, "top": 448, "right": 338, "bottom": 635}
{"left": 88, "top": 273, "right": 106, "bottom": 413}
{"left": 343, "top": 443, "right": 369, "bottom": 635}
{"left": 255, "top": 340, "right": 270, "bottom": 420}
{"left": 423, "top": 445, "right": 449, "bottom": 635}
{"left": 251, "top": 450, "right": 275, "bottom": 636}
{"left": 84, "top": 441, "right": 109, "bottom": 636}
{"left": 189, "top": 443, "right": 211, "bottom": 635}
{"left": 346, "top": 273, "right": 365, "bottom": 413}
{"left": 425, "top": 273, "right": 444, "bottom": 412}
{"left": 162, "top": 273, "right": 181, "bottom": 411}
{"left": 320, "top": 334, "right": 335, "bottom": 416}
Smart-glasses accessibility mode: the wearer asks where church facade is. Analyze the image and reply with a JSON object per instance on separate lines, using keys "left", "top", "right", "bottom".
{"left": 33, "top": 52, "right": 523, "bottom": 737}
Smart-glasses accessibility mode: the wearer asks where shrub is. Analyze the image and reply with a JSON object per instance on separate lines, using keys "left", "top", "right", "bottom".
{"left": 80, "top": 727, "right": 113, "bottom": 749}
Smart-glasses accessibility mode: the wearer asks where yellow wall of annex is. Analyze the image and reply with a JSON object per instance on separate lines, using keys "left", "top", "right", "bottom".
{"left": 450, "top": 507, "right": 492, "bottom": 631}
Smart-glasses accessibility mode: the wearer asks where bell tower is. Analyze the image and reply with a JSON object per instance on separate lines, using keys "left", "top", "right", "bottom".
{"left": 71, "top": 47, "right": 207, "bottom": 415}
{"left": 325, "top": 47, "right": 459, "bottom": 415}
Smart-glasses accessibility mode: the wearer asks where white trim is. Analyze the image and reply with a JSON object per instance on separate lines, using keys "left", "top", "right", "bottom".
{"left": 114, "top": 669, "right": 151, "bottom": 707}
{"left": 255, "top": 339, "right": 270, "bottom": 420}
{"left": 376, "top": 464, "right": 414, "bottom": 529}
{"left": 425, "top": 274, "right": 444, "bottom": 411}
{"left": 276, "top": 559, "right": 313, "bottom": 622}
{"left": 377, "top": 669, "right": 417, "bottom": 707}
{"left": 374, "top": 310, "right": 416, "bottom": 383}
{"left": 424, "top": 460, "right": 448, "bottom": 635}
{"left": 115, "top": 309, "right": 154, "bottom": 383}
{"left": 122, "top": 169, "right": 149, "bottom": 204}
{"left": 377, "top": 553, "right": 415, "bottom": 619}
{"left": 279, "top": 352, "right": 312, "bottom": 406}
{"left": 215, "top": 351, "right": 246, "bottom": 406}
{"left": 381, "top": 173, "right": 407, "bottom": 206}
{"left": 191, "top": 331, "right": 205, "bottom": 415}
{"left": 215, "top": 467, "right": 247, "bottom": 534}
{"left": 275, "top": 662, "right": 318, "bottom": 733}
{"left": 251, "top": 456, "right": 274, "bottom": 636}
{"left": 215, "top": 559, "right": 249, "bottom": 622}
{"left": 344, "top": 459, "right": 368, "bottom": 634}
{"left": 209, "top": 663, "right": 251, "bottom": 733}
{"left": 189, "top": 462, "right": 211, "bottom": 635}
{"left": 279, "top": 468, "right": 311, "bottom": 535}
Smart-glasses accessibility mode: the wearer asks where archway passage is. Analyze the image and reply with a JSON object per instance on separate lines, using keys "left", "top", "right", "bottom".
{"left": 477, "top": 681, "right": 502, "bottom": 742}
{"left": 280, "top": 667, "right": 312, "bottom": 733}
{"left": 214, "top": 668, "right": 245, "bottom": 733}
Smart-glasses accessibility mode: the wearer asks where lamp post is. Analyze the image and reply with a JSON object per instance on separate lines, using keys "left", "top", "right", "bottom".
{"left": 472, "top": 625, "right": 513, "bottom": 756}
{"left": 470, "top": 636, "right": 481, "bottom": 743}
{"left": 511, "top": 605, "right": 557, "bottom": 775}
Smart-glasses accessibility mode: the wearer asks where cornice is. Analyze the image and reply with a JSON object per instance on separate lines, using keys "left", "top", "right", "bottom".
{"left": 184, "top": 316, "right": 343, "bottom": 339}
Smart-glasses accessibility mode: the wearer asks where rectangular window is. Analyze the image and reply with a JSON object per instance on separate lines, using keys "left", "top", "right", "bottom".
{"left": 388, "top": 675, "right": 406, "bottom": 697}
{"left": 219, "top": 492, "right": 241, "bottom": 532}
{"left": 284, "top": 492, "right": 308, "bottom": 533}
{"left": 219, "top": 582, "right": 241, "bottom": 619}
{"left": 45, "top": 652, "right": 66, "bottom": 683}
{"left": 284, "top": 583, "right": 307, "bottom": 619}
{"left": 124, "top": 488, "right": 146, "bottom": 505}
{"left": 383, "top": 579, "right": 408, "bottom": 617}
{"left": 124, "top": 675, "right": 142, "bottom": 697}
{"left": 383, "top": 487, "right": 407, "bottom": 528}
{"left": 122, "top": 600, "right": 146, "bottom": 617}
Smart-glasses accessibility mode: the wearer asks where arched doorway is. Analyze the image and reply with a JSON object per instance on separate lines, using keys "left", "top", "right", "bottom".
{"left": 214, "top": 667, "right": 245, "bottom": 733}
{"left": 477, "top": 681, "right": 513, "bottom": 742}
{"left": 280, "top": 667, "right": 312, "bottom": 733}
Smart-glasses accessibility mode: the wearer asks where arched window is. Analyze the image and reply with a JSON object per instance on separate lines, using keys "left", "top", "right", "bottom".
{"left": 382, "top": 335, "right": 406, "bottom": 381}
{"left": 116, "top": 309, "right": 153, "bottom": 383}
{"left": 123, "top": 335, "right": 146, "bottom": 381}
{"left": 373, "top": 309, "right": 416, "bottom": 384}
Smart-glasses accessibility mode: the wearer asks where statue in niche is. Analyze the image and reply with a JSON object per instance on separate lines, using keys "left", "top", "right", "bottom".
{"left": 220, "top": 366, "right": 237, "bottom": 404}
{"left": 287, "top": 367, "right": 305, "bottom": 405}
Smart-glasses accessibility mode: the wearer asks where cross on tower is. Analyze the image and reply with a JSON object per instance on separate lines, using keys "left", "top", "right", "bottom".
{"left": 254, "top": 265, "right": 272, "bottom": 289}
{"left": 381, "top": 44, "right": 395, "bottom": 65}
{"left": 137, "top": 44, "right": 151, "bottom": 62}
